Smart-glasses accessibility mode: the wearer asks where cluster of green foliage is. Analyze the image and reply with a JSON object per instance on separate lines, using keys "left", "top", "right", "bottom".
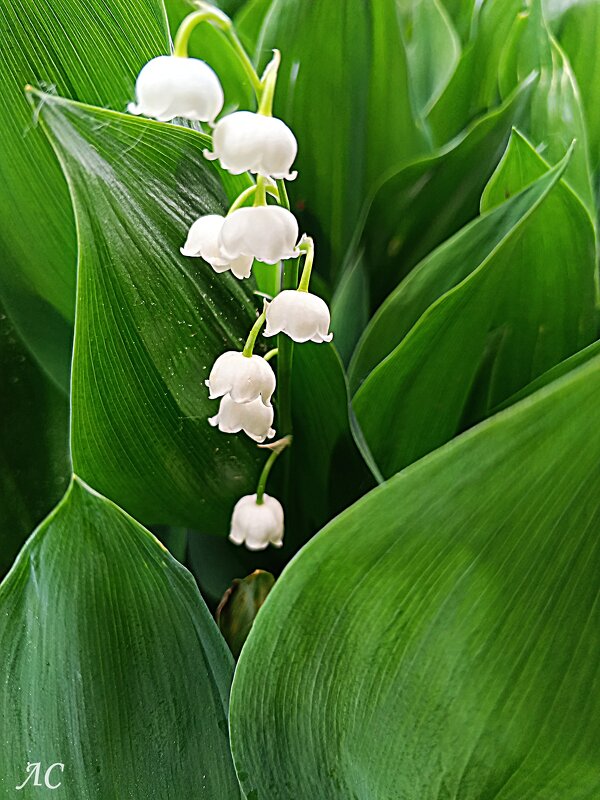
{"left": 1, "top": 0, "right": 599, "bottom": 797}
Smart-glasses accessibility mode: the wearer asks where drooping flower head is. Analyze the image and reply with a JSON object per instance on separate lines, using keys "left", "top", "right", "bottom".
{"left": 229, "top": 493, "right": 284, "bottom": 550}
{"left": 209, "top": 394, "right": 275, "bottom": 443}
{"left": 206, "top": 351, "right": 276, "bottom": 406}
{"left": 180, "top": 214, "right": 253, "bottom": 279}
{"left": 128, "top": 56, "right": 224, "bottom": 123}
{"left": 219, "top": 206, "right": 300, "bottom": 265}
{"left": 205, "top": 111, "right": 298, "bottom": 180}
{"left": 264, "top": 290, "right": 333, "bottom": 343}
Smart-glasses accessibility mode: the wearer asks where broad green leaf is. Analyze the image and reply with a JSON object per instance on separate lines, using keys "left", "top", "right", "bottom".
{"left": 0, "top": 305, "right": 70, "bottom": 580}
{"left": 255, "top": 0, "right": 427, "bottom": 284}
{"left": 33, "top": 90, "right": 262, "bottom": 532}
{"left": 231, "top": 350, "right": 600, "bottom": 800}
{"left": 349, "top": 134, "right": 573, "bottom": 390}
{"left": 0, "top": 0, "right": 169, "bottom": 386}
{"left": 428, "top": 0, "right": 523, "bottom": 144}
{"left": 361, "top": 78, "right": 533, "bottom": 308}
{"left": 0, "top": 478, "right": 240, "bottom": 798}
{"left": 441, "top": 0, "right": 476, "bottom": 41}
{"left": 498, "top": 0, "right": 594, "bottom": 212}
{"left": 164, "top": 0, "right": 256, "bottom": 112}
{"left": 554, "top": 0, "right": 600, "bottom": 174}
{"left": 398, "top": 0, "right": 461, "bottom": 117}
{"left": 353, "top": 136, "right": 597, "bottom": 478}
{"left": 234, "top": 0, "right": 274, "bottom": 49}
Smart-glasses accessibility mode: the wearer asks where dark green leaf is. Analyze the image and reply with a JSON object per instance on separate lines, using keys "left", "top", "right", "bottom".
{"left": 0, "top": 478, "right": 240, "bottom": 797}
{"left": 231, "top": 350, "right": 600, "bottom": 800}
{"left": 0, "top": 0, "right": 169, "bottom": 385}
{"left": 33, "top": 90, "right": 262, "bottom": 532}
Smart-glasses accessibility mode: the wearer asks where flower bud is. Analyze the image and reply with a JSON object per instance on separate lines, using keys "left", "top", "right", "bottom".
{"left": 209, "top": 394, "right": 275, "bottom": 442}
{"left": 204, "top": 111, "right": 298, "bottom": 180}
{"left": 180, "top": 214, "right": 253, "bottom": 279}
{"left": 206, "top": 351, "right": 276, "bottom": 405}
{"left": 229, "top": 494, "right": 284, "bottom": 550}
{"left": 128, "top": 56, "right": 224, "bottom": 123}
{"left": 264, "top": 290, "right": 333, "bottom": 343}
{"left": 219, "top": 206, "right": 299, "bottom": 265}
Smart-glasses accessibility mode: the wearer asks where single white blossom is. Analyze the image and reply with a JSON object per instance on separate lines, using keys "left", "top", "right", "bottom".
{"left": 206, "top": 351, "right": 275, "bottom": 406}
{"left": 264, "top": 290, "right": 333, "bottom": 343}
{"left": 229, "top": 493, "right": 284, "bottom": 550}
{"left": 209, "top": 394, "right": 275, "bottom": 443}
{"left": 204, "top": 111, "right": 298, "bottom": 180}
{"left": 219, "top": 206, "right": 300, "bottom": 265}
{"left": 128, "top": 56, "right": 224, "bottom": 123}
{"left": 180, "top": 214, "right": 253, "bottom": 279}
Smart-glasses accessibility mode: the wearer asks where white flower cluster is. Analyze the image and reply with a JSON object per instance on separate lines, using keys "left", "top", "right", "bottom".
{"left": 130, "top": 7, "right": 333, "bottom": 550}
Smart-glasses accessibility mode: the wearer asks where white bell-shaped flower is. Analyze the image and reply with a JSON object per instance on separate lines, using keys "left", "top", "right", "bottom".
{"left": 219, "top": 206, "right": 299, "bottom": 265}
{"left": 181, "top": 215, "right": 253, "bottom": 279}
{"left": 128, "top": 56, "right": 224, "bottom": 123}
{"left": 206, "top": 351, "right": 275, "bottom": 406}
{"left": 209, "top": 394, "right": 275, "bottom": 443}
{"left": 264, "top": 290, "right": 333, "bottom": 343}
{"left": 204, "top": 111, "right": 298, "bottom": 180}
{"left": 229, "top": 493, "right": 284, "bottom": 550}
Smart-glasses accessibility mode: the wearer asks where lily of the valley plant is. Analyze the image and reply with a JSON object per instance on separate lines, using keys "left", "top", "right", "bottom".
{"left": 1, "top": 0, "right": 599, "bottom": 797}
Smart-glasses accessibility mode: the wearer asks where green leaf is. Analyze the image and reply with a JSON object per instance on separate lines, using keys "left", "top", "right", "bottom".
{"left": 231, "top": 351, "right": 600, "bottom": 799}
{"left": 398, "top": 0, "right": 461, "bottom": 117}
{"left": 498, "top": 0, "right": 594, "bottom": 212}
{"left": 33, "top": 90, "right": 262, "bottom": 532}
{"left": 361, "top": 78, "right": 533, "bottom": 308}
{"left": 0, "top": 305, "right": 70, "bottom": 580}
{"left": 0, "top": 478, "right": 240, "bottom": 797}
{"left": 349, "top": 129, "right": 569, "bottom": 391}
{"left": 554, "top": 0, "right": 600, "bottom": 174}
{"left": 0, "top": 0, "right": 169, "bottom": 386}
{"left": 353, "top": 135, "right": 597, "bottom": 478}
{"left": 256, "top": 0, "right": 427, "bottom": 283}
{"left": 427, "top": 0, "right": 523, "bottom": 144}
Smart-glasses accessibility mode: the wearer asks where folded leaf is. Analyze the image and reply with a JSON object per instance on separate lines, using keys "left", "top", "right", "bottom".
{"left": 498, "top": 0, "right": 594, "bottom": 212}
{"left": 231, "top": 349, "right": 600, "bottom": 799}
{"left": 0, "top": 0, "right": 169, "bottom": 385}
{"left": 0, "top": 477, "right": 240, "bottom": 798}
{"left": 353, "top": 134, "right": 597, "bottom": 478}
{"left": 32, "top": 90, "right": 262, "bottom": 531}
{"left": 361, "top": 77, "right": 533, "bottom": 307}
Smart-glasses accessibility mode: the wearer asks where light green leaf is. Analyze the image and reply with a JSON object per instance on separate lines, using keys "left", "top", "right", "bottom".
{"left": 0, "top": 0, "right": 169, "bottom": 386}
{"left": 361, "top": 78, "right": 533, "bottom": 308}
{"left": 33, "top": 90, "right": 262, "bottom": 532}
{"left": 0, "top": 477, "right": 240, "bottom": 798}
{"left": 398, "top": 0, "right": 461, "bottom": 116}
{"left": 0, "top": 305, "right": 70, "bottom": 580}
{"left": 353, "top": 135, "right": 597, "bottom": 478}
{"left": 231, "top": 350, "right": 600, "bottom": 800}
{"left": 255, "top": 0, "right": 427, "bottom": 283}
{"left": 554, "top": 0, "right": 600, "bottom": 174}
{"left": 428, "top": 0, "right": 523, "bottom": 145}
{"left": 498, "top": 0, "right": 594, "bottom": 212}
